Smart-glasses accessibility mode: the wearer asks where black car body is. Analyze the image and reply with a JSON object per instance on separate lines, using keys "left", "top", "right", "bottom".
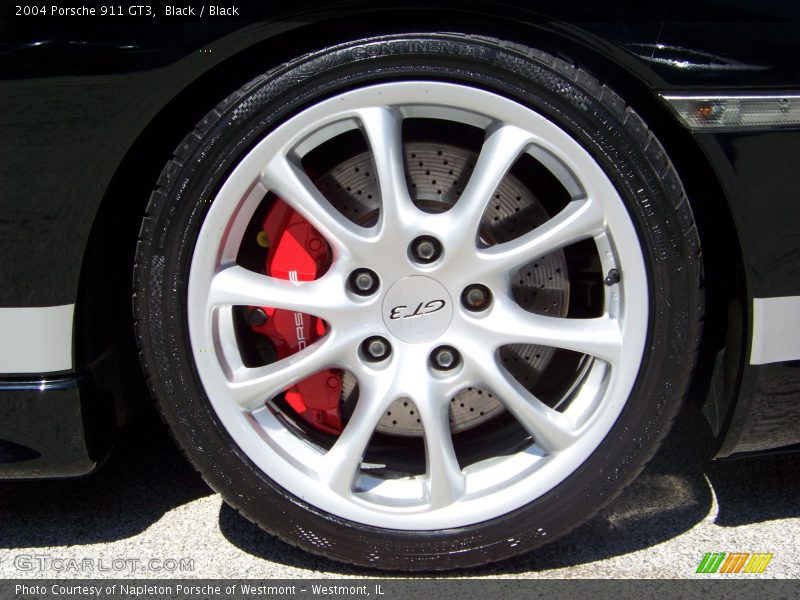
{"left": 1, "top": 0, "right": 799, "bottom": 569}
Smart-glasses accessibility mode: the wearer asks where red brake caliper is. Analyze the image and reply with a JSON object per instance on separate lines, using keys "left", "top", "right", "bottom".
{"left": 248, "top": 199, "right": 343, "bottom": 435}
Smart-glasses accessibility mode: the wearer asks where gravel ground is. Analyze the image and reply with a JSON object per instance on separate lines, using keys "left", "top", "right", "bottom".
{"left": 1, "top": 400, "right": 798, "bottom": 579}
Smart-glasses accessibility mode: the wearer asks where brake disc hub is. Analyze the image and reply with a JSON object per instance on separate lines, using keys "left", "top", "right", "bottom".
{"left": 318, "top": 142, "right": 570, "bottom": 436}
{"left": 250, "top": 143, "right": 569, "bottom": 437}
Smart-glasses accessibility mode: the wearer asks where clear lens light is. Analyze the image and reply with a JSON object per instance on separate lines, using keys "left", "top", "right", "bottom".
{"left": 661, "top": 95, "right": 800, "bottom": 130}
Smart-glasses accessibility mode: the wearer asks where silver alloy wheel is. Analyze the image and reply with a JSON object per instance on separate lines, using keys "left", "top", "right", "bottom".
{"left": 187, "top": 82, "right": 649, "bottom": 530}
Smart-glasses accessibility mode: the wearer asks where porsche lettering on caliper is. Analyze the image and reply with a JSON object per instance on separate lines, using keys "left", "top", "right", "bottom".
{"left": 247, "top": 199, "right": 343, "bottom": 434}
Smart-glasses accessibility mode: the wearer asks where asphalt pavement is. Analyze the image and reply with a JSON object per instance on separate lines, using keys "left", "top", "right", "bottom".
{"left": 1, "top": 399, "right": 798, "bottom": 579}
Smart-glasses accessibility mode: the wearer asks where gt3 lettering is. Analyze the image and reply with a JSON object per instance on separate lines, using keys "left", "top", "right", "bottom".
{"left": 389, "top": 299, "right": 446, "bottom": 320}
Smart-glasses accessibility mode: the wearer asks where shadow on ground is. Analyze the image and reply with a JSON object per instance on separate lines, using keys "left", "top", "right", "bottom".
{"left": 0, "top": 412, "right": 211, "bottom": 548}
{"left": 217, "top": 401, "right": 800, "bottom": 575}
{"left": 1, "top": 399, "right": 798, "bottom": 575}
{"left": 216, "top": 402, "right": 717, "bottom": 575}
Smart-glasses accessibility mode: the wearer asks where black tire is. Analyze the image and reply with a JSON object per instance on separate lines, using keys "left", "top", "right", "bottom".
{"left": 134, "top": 33, "right": 703, "bottom": 571}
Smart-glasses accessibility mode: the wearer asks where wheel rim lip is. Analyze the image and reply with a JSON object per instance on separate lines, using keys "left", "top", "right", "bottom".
{"left": 187, "top": 81, "right": 649, "bottom": 530}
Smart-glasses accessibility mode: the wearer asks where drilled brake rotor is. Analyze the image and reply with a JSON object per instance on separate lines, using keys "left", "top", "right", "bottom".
{"left": 316, "top": 142, "right": 570, "bottom": 436}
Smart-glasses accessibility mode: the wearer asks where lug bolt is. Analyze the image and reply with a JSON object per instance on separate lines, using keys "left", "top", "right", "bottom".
{"left": 462, "top": 284, "right": 492, "bottom": 311}
{"left": 431, "top": 346, "right": 460, "bottom": 371}
{"left": 362, "top": 336, "right": 391, "bottom": 362}
{"left": 409, "top": 236, "right": 442, "bottom": 264}
{"left": 349, "top": 268, "right": 379, "bottom": 296}
{"left": 248, "top": 307, "right": 268, "bottom": 327}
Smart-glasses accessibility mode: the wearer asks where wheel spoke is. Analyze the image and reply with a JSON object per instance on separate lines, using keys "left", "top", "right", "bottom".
{"left": 319, "top": 374, "right": 397, "bottom": 494}
{"left": 450, "top": 124, "right": 533, "bottom": 239}
{"left": 475, "top": 299, "right": 623, "bottom": 366}
{"left": 475, "top": 357, "right": 576, "bottom": 453}
{"left": 261, "top": 155, "right": 366, "bottom": 253}
{"left": 226, "top": 335, "right": 348, "bottom": 411}
{"left": 477, "top": 198, "right": 605, "bottom": 275}
{"left": 415, "top": 388, "right": 466, "bottom": 508}
{"left": 208, "top": 265, "right": 346, "bottom": 322}
{"left": 356, "top": 107, "right": 417, "bottom": 228}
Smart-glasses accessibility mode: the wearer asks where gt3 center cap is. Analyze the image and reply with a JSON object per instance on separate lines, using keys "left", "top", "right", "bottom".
{"left": 382, "top": 276, "right": 453, "bottom": 343}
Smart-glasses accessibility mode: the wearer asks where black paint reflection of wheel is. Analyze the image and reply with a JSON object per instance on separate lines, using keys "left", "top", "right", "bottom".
{"left": 134, "top": 34, "right": 703, "bottom": 570}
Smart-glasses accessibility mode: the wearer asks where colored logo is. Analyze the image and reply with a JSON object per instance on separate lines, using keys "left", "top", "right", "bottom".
{"left": 696, "top": 552, "right": 773, "bottom": 574}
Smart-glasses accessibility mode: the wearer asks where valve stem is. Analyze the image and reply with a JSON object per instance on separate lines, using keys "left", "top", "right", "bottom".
{"left": 604, "top": 268, "right": 621, "bottom": 286}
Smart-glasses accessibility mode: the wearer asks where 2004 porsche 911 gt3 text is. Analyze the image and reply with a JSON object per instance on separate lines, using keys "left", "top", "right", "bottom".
{"left": 2, "top": 0, "right": 800, "bottom": 570}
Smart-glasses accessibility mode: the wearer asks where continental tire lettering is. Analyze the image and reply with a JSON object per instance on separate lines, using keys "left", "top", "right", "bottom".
{"left": 350, "top": 40, "right": 488, "bottom": 61}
